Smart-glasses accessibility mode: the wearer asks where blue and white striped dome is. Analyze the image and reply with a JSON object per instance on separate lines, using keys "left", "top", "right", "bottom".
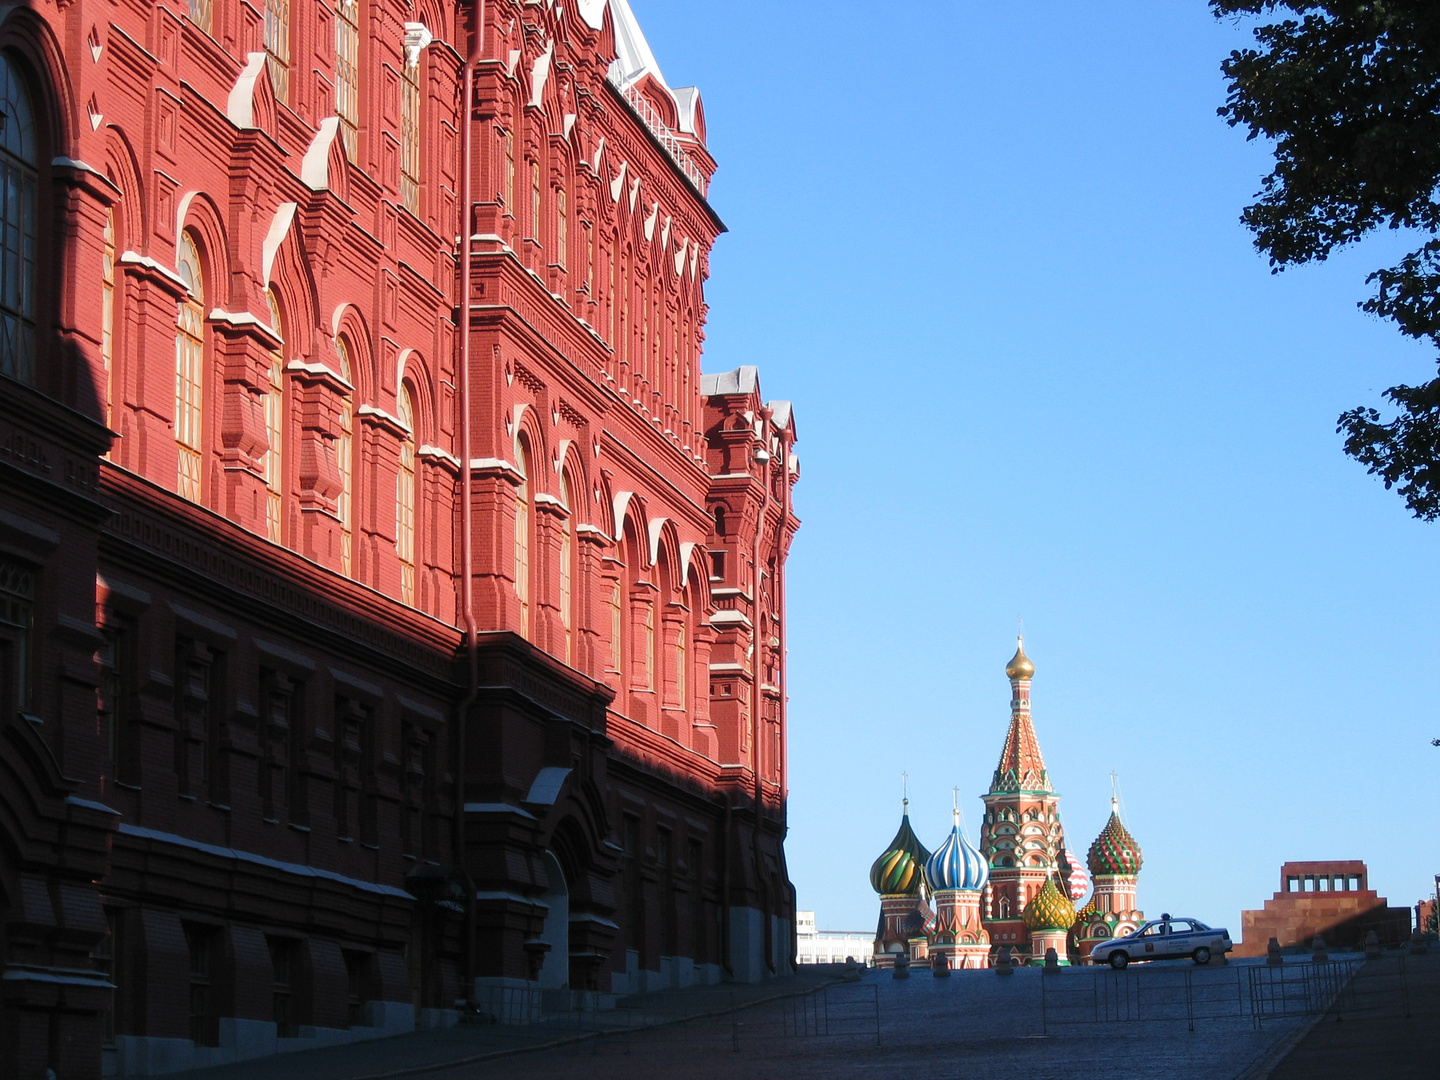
{"left": 924, "top": 812, "right": 989, "bottom": 893}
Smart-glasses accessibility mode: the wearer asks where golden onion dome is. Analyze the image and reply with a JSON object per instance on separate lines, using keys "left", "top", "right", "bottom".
{"left": 1005, "top": 636, "right": 1035, "bottom": 681}
{"left": 1021, "top": 876, "right": 1077, "bottom": 932}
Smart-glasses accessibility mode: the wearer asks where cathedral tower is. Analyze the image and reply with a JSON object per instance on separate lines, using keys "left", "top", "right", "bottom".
{"left": 924, "top": 803, "right": 991, "bottom": 969}
{"left": 1075, "top": 795, "right": 1145, "bottom": 961}
{"left": 869, "top": 801, "right": 932, "bottom": 968}
{"left": 980, "top": 638, "right": 1071, "bottom": 962}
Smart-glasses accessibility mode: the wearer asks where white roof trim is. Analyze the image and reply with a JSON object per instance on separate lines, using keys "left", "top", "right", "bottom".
{"left": 226, "top": 52, "right": 269, "bottom": 130}
{"left": 700, "top": 366, "right": 759, "bottom": 398}
{"left": 261, "top": 202, "right": 298, "bottom": 286}
{"left": 613, "top": 490, "right": 637, "bottom": 543}
{"left": 530, "top": 42, "right": 554, "bottom": 109}
{"left": 577, "top": 0, "right": 606, "bottom": 30}
{"left": 525, "top": 766, "right": 571, "bottom": 806}
{"left": 607, "top": 0, "right": 671, "bottom": 97}
{"left": 647, "top": 516, "right": 667, "bottom": 566}
{"left": 117, "top": 824, "right": 412, "bottom": 898}
{"left": 301, "top": 118, "right": 343, "bottom": 190}
{"left": 679, "top": 541, "right": 700, "bottom": 582}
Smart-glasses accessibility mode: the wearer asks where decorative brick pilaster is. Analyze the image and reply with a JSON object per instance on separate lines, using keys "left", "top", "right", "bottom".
{"left": 213, "top": 311, "right": 280, "bottom": 535}
{"left": 290, "top": 352, "right": 349, "bottom": 570}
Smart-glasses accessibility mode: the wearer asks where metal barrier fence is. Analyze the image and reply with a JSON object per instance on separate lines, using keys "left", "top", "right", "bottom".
{"left": 600, "top": 982, "right": 882, "bottom": 1051}
{"left": 1248, "top": 960, "right": 1360, "bottom": 1026}
{"left": 1039, "top": 960, "right": 1367, "bottom": 1033}
{"left": 467, "top": 978, "right": 882, "bottom": 1050}
{"left": 1251, "top": 954, "right": 1413, "bottom": 1024}
{"left": 470, "top": 984, "right": 546, "bottom": 1026}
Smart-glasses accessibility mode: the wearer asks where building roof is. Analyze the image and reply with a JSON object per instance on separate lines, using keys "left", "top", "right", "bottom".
{"left": 701, "top": 366, "right": 759, "bottom": 397}
{"left": 601, "top": 0, "right": 704, "bottom": 137}
{"left": 989, "top": 709, "right": 1051, "bottom": 796}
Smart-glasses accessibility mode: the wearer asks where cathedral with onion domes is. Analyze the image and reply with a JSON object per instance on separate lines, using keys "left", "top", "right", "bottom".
{"left": 868, "top": 638, "right": 1145, "bottom": 967}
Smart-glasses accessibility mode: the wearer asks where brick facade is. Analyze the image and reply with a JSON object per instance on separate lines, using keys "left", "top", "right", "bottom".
{"left": 0, "top": 0, "right": 798, "bottom": 1075}
{"left": 1236, "top": 861, "right": 1412, "bottom": 956}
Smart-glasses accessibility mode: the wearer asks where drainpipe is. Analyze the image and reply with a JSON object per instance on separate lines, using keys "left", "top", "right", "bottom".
{"left": 776, "top": 424, "right": 793, "bottom": 971}
{"left": 776, "top": 426, "right": 789, "bottom": 802}
{"left": 720, "top": 795, "right": 732, "bottom": 978}
{"left": 454, "top": 0, "right": 485, "bottom": 1009}
{"left": 750, "top": 406, "right": 772, "bottom": 973}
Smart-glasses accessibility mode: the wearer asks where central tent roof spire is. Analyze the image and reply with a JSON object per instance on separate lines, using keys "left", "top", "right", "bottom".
{"left": 991, "top": 636, "right": 1051, "bottom": 794}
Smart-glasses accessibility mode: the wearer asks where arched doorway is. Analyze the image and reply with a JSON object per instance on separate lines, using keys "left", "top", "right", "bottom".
{"left": 536, "top": 852, "right": 569, "bottom": 990}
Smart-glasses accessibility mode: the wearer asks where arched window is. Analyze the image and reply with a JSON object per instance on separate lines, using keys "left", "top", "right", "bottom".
{"left": 584, "top": 220, "right": 594, "bottom": 296}
{"left": 175, "top": 233, "right": 205, "bottom": 503}
{"left": 400, "top": 52, "right": 421, "bottom": 214}
{"left": 335, "top": 0, "right": 361, "bottom": 158}
{"left": 530, "top": 160, "right": 542, "bottom": 245}
{"left": 335, "top": 337, "right": 355, "bottom": 574}
{"left": 607, "top": 237, "right": 618, "bottom": 343}
{"left": 558, "top": 470, "right": 573, "bottom": 663}
{"left": 264, "top": 0, "right": 291, "bottom": 101}
{"left": 513, "top": 435, "right": 531, "bottom": 638}
{"left": 0, "top": 55, "right": 37, "bottom": 386}
{"left": 101, "top": 210, "right": 116, "bottom": 426}
{"left": 609, "top": 580, "right": 622, "bottom": 674}
{"left": 642, "top": 598, "right": 655, "bottom": 690}
{"left": 502, "top": 129, "right": 515, "bottom": 211}
{"left": 556, "top": 187, "right": 567, "bottom": 269}
{"left": 396, "top": 385, "right": 416, "bottom": 605}
{"left": 675, "top": 620, "right": 686, "bottom": 710}
{"left": 189, "top": 0, "right": 213, "bottom": 32}
{"left": 640, "top": 289, "right": 648, "bottom": 386}
{"left": 263, "top": 291, "right": 285, "bottom": 542}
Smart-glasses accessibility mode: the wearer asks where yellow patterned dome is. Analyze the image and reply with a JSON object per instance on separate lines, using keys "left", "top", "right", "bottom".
{"left": 1005, "top": 637, "right": 1035, "bottom": 681}
{"left": 1022, "top": 876, "right": 1076, "bottom": 932}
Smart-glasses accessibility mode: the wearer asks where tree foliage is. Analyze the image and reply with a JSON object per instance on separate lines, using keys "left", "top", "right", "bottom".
{"left": 1214, "top": 1, "right": 1440, "bottom": 517}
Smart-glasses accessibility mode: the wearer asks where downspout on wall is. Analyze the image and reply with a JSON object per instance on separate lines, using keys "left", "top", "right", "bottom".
{"left": 453, "top": 0, "right": 485, "bottom": 1009}
{"left": 776, "top": 420, "right": 795, "bottom": 973}
{"left": 751, "top": 406, "right": 772, "bottom": 974}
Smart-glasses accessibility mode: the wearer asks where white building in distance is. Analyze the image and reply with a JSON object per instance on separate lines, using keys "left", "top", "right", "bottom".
{"left": 796, "top": 912, "right": 874, "bottom": 965}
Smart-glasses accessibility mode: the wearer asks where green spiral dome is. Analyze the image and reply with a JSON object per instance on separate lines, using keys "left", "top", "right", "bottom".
{"left": 869, "top": 813, "right": 931, "bottom": 896}
{"left": 1087, "top": 810, "right": 1143, "bottom": 877}
{"left": 1022, "top": 876, "right": 1077, "bottom": 932}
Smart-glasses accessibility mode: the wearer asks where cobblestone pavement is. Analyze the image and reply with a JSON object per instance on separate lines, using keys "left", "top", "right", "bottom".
{"left": 163, "top": 961, "right": 1319, "bottom": 1080}
{"left": 1265, "top": 951, "right": 1440, "bottom": 1080}
{"left": 461, "top": 964, "right": 1303, "bottom": 1080}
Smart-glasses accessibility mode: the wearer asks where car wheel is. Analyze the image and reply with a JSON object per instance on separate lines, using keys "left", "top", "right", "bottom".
{"left": 1109, "top": 952, "right": 1129, "bottom": 970}
{"left": 1193, "top": 947, "right": 1211, "bottom": 965}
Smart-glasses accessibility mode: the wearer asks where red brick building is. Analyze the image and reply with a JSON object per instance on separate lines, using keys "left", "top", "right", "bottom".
{"left": 1236, "top": 862, "right": 1412, "bottom": 956}
{"left": 0, "top": 0, "right": 799, "bottom": 1074}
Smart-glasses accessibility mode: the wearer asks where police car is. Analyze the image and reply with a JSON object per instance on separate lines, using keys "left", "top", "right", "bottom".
{"left": 1089, "top": 914, "right": 1234, "bottom": 969}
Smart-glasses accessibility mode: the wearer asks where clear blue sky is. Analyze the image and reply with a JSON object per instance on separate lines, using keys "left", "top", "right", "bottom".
{"left": 631, "top": 0, "right": 1440, "bottom": 937}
